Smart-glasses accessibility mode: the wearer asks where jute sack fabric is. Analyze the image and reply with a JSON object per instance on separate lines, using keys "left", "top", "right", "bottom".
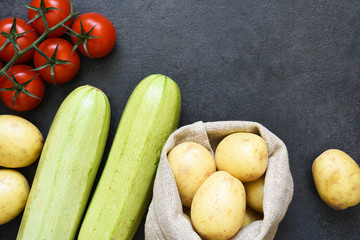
{"left": 145, "top": 121, "right": 294, "bottom": 240}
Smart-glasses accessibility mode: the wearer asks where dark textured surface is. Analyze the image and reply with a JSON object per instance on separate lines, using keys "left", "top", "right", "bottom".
{"left": 1, "top": 0, "right": 360, "bottom": 239}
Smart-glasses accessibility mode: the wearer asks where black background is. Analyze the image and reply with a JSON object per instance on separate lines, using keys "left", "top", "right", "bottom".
{"left": 1, "top": 0, "right": 360, "bottom": 239}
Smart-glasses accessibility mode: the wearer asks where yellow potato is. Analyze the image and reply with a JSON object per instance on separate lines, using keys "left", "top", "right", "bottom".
{"left": 244, "top": 175, "right": 265, "bottom": 213}
{"left": 312, "top": 149, "right": 360, "bottom": 210}
{"left": 215, "top": 132, "right": 268, "bottom": 182}
{"left": 242, "top": 212, "right": 252, "bottom": 228}
{"left": 0, "top": 169, "right": 30, "bottom": 225}
{"left": 183, "top": 206, "right": 191, "bottom": 220}
{"left": 191, "top": 171, "right": 246, "bottom": 240}
{"left": 242, "top": 207, "right": 263, "bottom": 227}
{"left": 0, "top": 115, "right": 43, "bottom": 168}
{"left": 168, "top": 142, "right": 216, "bottom": 207}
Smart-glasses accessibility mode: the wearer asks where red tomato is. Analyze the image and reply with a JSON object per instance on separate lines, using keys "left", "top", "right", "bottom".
{"left": 0, "top": 18, "right": 39, "bottom": 63}
{"left": 71, "top": 12, "right": 116, "bottom": 58}
{"left": 33, "top": 38, "right": 80, "bottom": 84}
{"left": 28, "top": 0, "right": 72, "bottom": 37}
{"left": 0, "top": 65, "right": 45, "bottom": 111}
{"left": 0, "top": 60, "right": 3, "bottom": 78}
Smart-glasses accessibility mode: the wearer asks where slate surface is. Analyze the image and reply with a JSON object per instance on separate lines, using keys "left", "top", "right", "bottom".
{"left": 0, "top": 0, "right": 359, "bottom": 239}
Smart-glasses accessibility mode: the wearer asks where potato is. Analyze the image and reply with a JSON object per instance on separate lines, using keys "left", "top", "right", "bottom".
{"left": 191, "top": 171, "right": 246, "bottom": 240}
{"left": 0, "top": 169, "right": 30, "bottom": 225}
{"left": 242, "top": 212, "right": 252, "bottom": 228}
{"left": 183, "top": 206, "right": 191, "bottom": 220}
{"left": 0, "top": 115, "right": 43, "bottom": 168}
{"left": 215, "top": 132, "right": 268, "bottom": 182}
{"left": 244, "top": 175, "right": 265, "bottom": 213}
{"left": 242, "top": 207, "right": 263, "bottom": 227}
{"left": 312, "top": 149, "right": 360, "bottom": 210}
{"left": 168, "top": 142, "right": 216, "bottom": 207}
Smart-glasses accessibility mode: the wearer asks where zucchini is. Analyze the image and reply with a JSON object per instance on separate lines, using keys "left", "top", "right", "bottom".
{"left": 78, "top": 74, "right": 181, "bottom": 239}
{"left": 17, "top": 85, "right": 111, "bottom": 240}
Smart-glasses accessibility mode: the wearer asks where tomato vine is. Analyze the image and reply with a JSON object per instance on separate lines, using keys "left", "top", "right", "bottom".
{"left": 0, "top": 0, "right": 79, "bottom": 80}
{"left": 0, "top": 0, "right": 116, "bottom": 111}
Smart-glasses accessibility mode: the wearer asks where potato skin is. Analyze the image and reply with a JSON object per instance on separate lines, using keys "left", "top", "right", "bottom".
{"left": 191, "top": 171, "right": 246, "bottom": 240}
{"left": 0, "top": 169, "right": 30, "bottom": 225}
{"left": 242, "top": 207, "right": 263, "bottom": 227}
{"left": 215, "top": 132, "right": 268, "bottom": 182}
{"left": 244, "top": 175, "right": 264, "bottom": 213}
{"left": 312, "top": 149, "right": 360, "bottom": 210}
{"left": 0, "top": 115, "right": 43, "bottom": 168}
{"left": 168, "top": 142, "right": 216, "bottom": 207}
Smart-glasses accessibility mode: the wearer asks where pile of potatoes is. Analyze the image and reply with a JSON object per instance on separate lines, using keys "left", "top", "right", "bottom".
{"left": 0, "top": 115, "right": 43, "bottom": 225}
{"left": 168, "top": 132, "right": 268, "bottom": 240}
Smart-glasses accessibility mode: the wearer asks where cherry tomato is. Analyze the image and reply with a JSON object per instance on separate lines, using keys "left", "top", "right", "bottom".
{"left": 0, "top": 61, "right": 3, "bottom": 81}
{"left": 0, "top": 18, "right": 39, "bottom": 63}
{"left": 0, "top": 65, "right": 45, "bottom": 111}
{"left": 0, "top": 60, "right": 3, "bottom": 79}
{"left": 71, "top": 12, "right": 116, "bottom": 58}
{"left": 33, "top": 38, "right": 80, "bottom": 84}
{"left": 28, "top": 0, "right": 72, "bottom": 38}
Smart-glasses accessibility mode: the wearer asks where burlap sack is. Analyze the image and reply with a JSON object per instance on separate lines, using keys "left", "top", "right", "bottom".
{"left": 145, "top": 121, "right": 294, "bottom": 240}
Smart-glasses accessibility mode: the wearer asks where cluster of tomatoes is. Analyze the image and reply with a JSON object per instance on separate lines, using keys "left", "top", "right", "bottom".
{"left": 0, "top": 0, "right": 116, "bottom": 111}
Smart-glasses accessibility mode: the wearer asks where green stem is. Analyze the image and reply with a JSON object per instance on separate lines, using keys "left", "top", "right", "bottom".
{"left": 0, "top": 6, "right": 79, "bottom": 78}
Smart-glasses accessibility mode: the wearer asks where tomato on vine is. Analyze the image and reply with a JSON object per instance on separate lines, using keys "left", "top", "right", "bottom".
{"left": 0, "top": 65, "right": 45, "bottom": 111}
{"left": 70, "top": 12, "right": 116, "bottom": 58}
{"left": 27, "top": 0, "right": 72, "bottom": 38}
{"left": 0, "top": 17, "right": 39, "bottom": 63}
{"left": 33, "top": 38, "right": 80, "bottom": 84}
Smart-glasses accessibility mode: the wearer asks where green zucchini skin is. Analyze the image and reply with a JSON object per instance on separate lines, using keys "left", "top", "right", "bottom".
{"left": 16, "top": 85, "right": 111, "bottom": 240}
{"left": 78, "top": 74, "right": 181, "bottom": 240}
